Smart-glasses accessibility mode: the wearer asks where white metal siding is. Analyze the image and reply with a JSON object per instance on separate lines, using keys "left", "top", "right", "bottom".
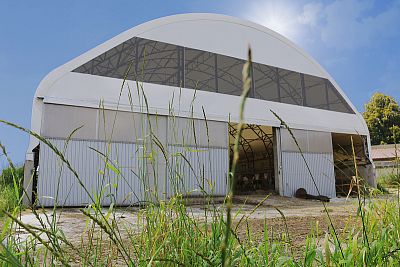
{"left": 38, "top": 139, "right": 228, "bottom": 206}
{"left": 281, "top": 152, "right": 336, "bottom": 198}
{"left": 38, "top": 139, "right": 144, "bottom": 206}
{"left": 166, "top": 145, "right": 228, "bottom": 197}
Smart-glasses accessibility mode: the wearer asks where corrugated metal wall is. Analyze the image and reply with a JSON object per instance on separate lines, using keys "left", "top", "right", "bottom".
{"left": 37, "top": 104, "right": 230, "bottom": 206}
{"left": 38, "top": 107, "right": 338, "bottom": 205}
{"left": 281, "top": 151, "right": 336, "bottom": 197}
{"left": 279, "top": 128, "right": 336, "bottom": 198}
{"left": 38, "top": 139, "right": 144, "bottom": 206}
{"left": 38, "top": 132, "right": 229, "bottom": 206}
{"left": 166, "top": 145, "right": 228, "bottom": 197}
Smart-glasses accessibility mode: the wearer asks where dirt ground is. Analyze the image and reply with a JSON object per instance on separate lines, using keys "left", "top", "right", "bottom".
{"left": 9, "top": 193, "right": 362, "bottom": 250}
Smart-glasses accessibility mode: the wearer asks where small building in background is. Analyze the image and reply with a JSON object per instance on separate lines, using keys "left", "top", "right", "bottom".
{"left": 371, "top": 144, "right": 400, "bottom": 178}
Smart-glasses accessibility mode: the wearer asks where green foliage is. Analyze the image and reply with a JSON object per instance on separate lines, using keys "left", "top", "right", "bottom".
{"left": 376, "top": 181, "right": 389, "bottom": 193}
{"left": 363, "top": 92, "right": 400, "bottom": 145}
{"left": 378, "top": 173, "right": 400, "bottom": 186}
{"left": 0, "top": 165, "right": 23, "bottom": 215}
{"left": 3, "top": 189, "right": 400, "bottom": 265}
{"left": 0, "top": 165, "right": 23, "bottom": 187}
{"left": 2, "top": 50, "right": 400, "bottom": 266}
{"left": 0, "top": 186, "right": 18, "bottom": 215}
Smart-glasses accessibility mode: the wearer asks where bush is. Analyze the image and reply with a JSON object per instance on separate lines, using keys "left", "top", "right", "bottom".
{"left": 0, "top": 165, "right": 23, "bottom": 187}
{"left": 0, "top": 165, "right": 23, "bottom": 215}
{"left": 377, "top": 181, "right": 389, "bottom": 194}
{"left": 378, "top": 173, "right": 400, "bottom": 186}
{"left": 0, "top": 185, "right": 18, "bottom": 215}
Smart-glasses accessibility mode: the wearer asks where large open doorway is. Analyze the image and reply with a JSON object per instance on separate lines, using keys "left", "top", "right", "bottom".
{"left": 228, "top": 123, "right": 276, "bottom": 195}
{"left": 332, "top": 133, "right": 371, "bottom": 196}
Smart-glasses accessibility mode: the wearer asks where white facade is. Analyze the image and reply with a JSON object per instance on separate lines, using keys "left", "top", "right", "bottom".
{"left": 24, "top": 13, "right": 374, "bottom": 206}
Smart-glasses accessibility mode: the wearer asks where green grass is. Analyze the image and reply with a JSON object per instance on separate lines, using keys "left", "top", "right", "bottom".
{"left": 0, "top": 186, "right": 18, "bottom": 216}
{"left": 0, "top": 163, "right": 23, "bottom": 216}
{"left": 0, "top": 48, "right": 399, "bottom": 266}
{"left": 378, "top": 173, "right": 400, "bottom": 186}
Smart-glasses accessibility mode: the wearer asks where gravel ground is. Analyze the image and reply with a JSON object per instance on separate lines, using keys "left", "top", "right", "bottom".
{"left": 9, "top": 194, "right": 363, "bottom": 246}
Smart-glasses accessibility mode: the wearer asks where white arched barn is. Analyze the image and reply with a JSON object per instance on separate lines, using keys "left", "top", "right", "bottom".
{"left": 23, "top": 14, "right": 375, "bottom": 206}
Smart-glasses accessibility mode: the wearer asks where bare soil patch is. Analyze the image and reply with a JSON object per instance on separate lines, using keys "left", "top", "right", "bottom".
{"left": 7, "top": 194, "right": 362, "bottom": 247}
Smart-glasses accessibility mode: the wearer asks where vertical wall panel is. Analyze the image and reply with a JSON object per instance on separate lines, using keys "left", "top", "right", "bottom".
{"left": 281, "top": 152, "right": 336, "bottom": 197}
{"left": 279, "top": 128, "right": 336, "bottom": 198}
{"left": 38, "top": 113, "right": 230, "bottom": 206}
{"left": 166, "top": 145, "right": 228, "bottom": 197}
{"left": 38, "top": 139, "right": 143, "bottom": 206}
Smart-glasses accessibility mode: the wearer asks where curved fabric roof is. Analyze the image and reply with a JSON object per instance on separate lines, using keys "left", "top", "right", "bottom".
{"left": 27, "top": 13, "right": 370, "bottom": 158}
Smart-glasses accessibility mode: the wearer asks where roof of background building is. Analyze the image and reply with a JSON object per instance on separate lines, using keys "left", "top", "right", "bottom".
{"left": 371, "top": 144, "right": 400, "bottom": 161}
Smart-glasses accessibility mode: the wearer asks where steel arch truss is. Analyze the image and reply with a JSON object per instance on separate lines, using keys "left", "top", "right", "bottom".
{"left": 228, "top": 124, "right": 274, "bottom": 171}
{"left": 228, "top": 124, "right": 255, "bottom": 169}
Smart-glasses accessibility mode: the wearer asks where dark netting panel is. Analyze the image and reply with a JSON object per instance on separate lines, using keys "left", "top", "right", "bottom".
{"left": 216, "top": 54, "right": 245, "bottom": 96}
{"left": 278, "top": 69, "right": 303, "bottom": 105}
{"left": 185, "top": 48, "right": 217, "bottom": 92}
{"left": 253, "top": 63, "right": 279, "bottom": 101}
{"left": 73, "top": 38, "right": 137, "bottom": 79}
{"left": 326, "top": 82, "right": 353, "bottom": 113}
{"left": 74, "top": 37, "right": 181, "bottom": 87}
{"left": 304, "top": 74, "right": 329, "bottom": 110}
{"left": 135, "top": 39, "right": 181, "bottom": 87}
{"left": 73, "top": 36, "right": 355, "bottom": 114}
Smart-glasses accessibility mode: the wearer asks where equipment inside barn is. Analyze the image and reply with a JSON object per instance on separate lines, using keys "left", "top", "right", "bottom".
{"left": 228, "top": 123, "right": 276, "bottom": 194}
{"left": 332, "top": 133, "right": 371, "bottom": 196}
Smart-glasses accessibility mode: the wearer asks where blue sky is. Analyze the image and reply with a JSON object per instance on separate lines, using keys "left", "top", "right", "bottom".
{"left": 1, "top": 0, "right": 399, "bottom": 167}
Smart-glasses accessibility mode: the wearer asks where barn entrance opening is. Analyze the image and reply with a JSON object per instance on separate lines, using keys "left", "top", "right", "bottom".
{"left": 32, "top": 145, "right": 40, "bottom": 204}
{"left": 331, "top": 133, "right": 371, "bottom": 196}
{"left": 228, "top": 123, "right": 276, "bottom": 195}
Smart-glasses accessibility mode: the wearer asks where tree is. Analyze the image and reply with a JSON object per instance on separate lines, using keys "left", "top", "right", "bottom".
{"left": 363, "top": 92, "right": 400, "bottom": 145}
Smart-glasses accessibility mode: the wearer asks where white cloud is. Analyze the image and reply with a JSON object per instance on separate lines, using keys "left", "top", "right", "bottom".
{"left": 244, "top": 0, "right": 400, "bottom": 50}
{"left": 320, "top": 0, "right": 400, "bottom": 49}
{"left": 297, "top": 2, "right": 322, "bottom": 27}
